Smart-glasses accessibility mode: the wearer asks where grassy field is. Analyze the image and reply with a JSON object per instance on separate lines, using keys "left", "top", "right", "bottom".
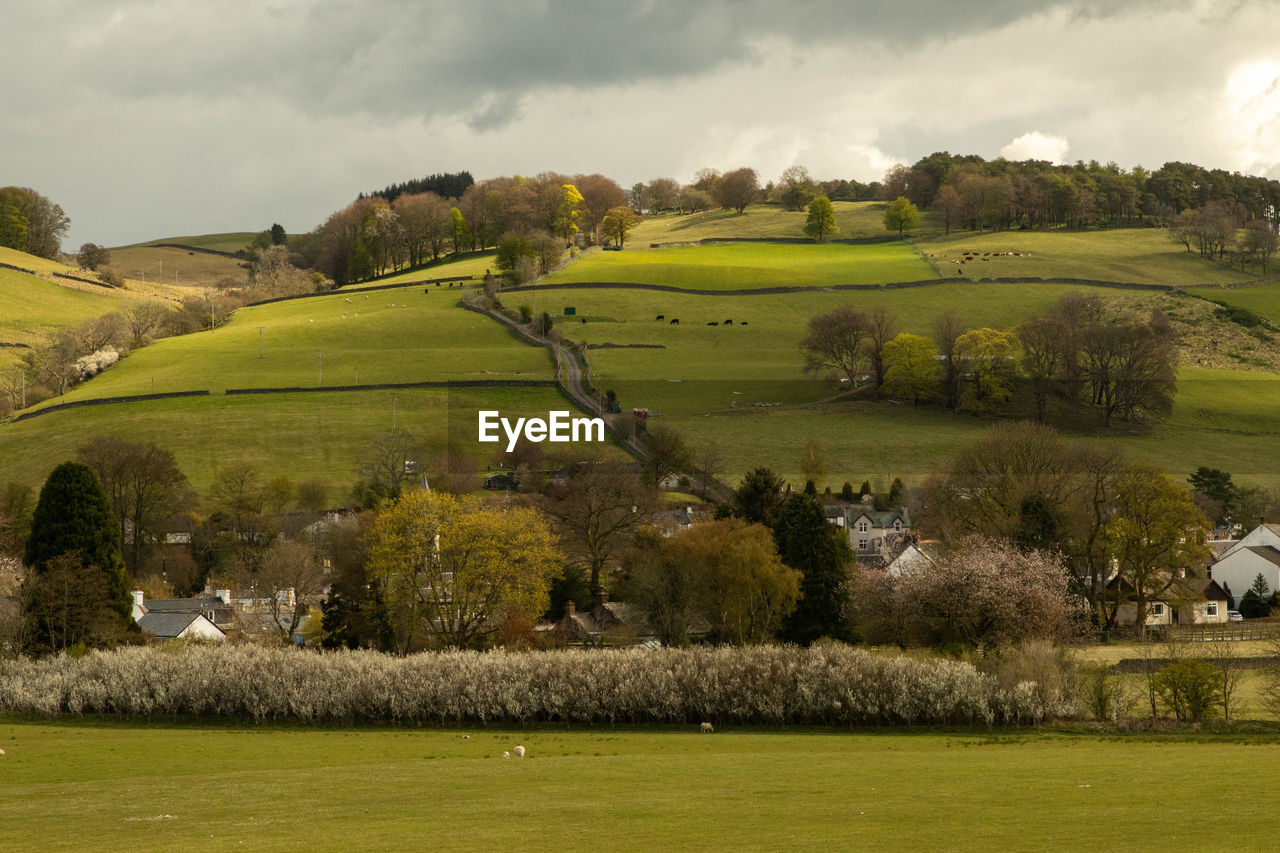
{"left": 126, "top": 232, "right": 258, "bottom": 252}
{"left": 0, "top": 259, "right": 174, "bottom": 374}
{"left": 0, "top": 385, "right": 591, "bottom": 495}
{"left": 27, "top": 284, "right": 551, "bottom": 404}
{"left": 629, "top": 200, "right": 945, "bottom": 243}
{"left": 1, "top": 721, "right": 1278, "bottom": 852}
{"left": 103, "top": 245, "right": 249, "bottom": 288}
{"left": 920, "top": 227, "right": 1257, "bottom": 287}
{"left": 541, "top": 241, "right": 938, "bottom": 290}
{"left": 357, "top": 250, "right": 499, "bottom": 287}
{"left": 1198, "top": 281, "right": 1280, "bottom": 325}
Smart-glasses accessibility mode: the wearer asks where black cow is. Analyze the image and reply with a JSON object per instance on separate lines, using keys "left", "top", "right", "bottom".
{"left": 723, "top": 319, "right": 733, "bottom": 325}
{"left": 656, "top": 314, "right": 665, "bottom": 320}
{"left": 707, "top": 321, "right": 718, "bottom": 326}
{"left": 670, "top": 318, "right": 679, "bottom": 325}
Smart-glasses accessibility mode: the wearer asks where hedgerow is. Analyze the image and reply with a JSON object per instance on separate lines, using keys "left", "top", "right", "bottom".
{"left": 0, "top": 643, "right": 1077, "bottom": 726}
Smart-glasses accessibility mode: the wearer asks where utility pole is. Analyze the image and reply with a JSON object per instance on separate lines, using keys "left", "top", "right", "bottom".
{"left": 392, "top": 392, "right": 397, "bottom": 431}
{"left": 259, "top": 327, "right": 264, "bottom": 358}
{"left": 317, "top": 351, "right": 323, "bottom": 387}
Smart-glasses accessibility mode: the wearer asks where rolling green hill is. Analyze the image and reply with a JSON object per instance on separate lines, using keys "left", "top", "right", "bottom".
{"left": 5, "top": 218, "right": 1280, "bottom": 497}
{"left": 629, "top": 200, "right": 944, "bottom": 243}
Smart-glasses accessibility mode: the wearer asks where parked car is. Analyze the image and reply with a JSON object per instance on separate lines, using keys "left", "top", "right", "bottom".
{"left": 1228, "top": 610, "right": 1244, "bottom": 622}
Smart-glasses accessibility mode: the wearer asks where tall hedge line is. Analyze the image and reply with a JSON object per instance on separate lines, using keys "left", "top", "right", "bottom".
{"left": 0, "top": 644, "right": 1076, "bottom": 726}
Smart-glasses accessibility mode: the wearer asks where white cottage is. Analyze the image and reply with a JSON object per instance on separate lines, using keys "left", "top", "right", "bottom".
{"left": 1209, "top": 524, "right": 1280, "bottom": 606}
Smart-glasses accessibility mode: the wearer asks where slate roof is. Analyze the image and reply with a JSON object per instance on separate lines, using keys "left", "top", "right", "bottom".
{"left": 1245, "top": 545, "right": 1280, "bottom": 568}
{"left": 137, "top": 611, "right": 202, "bottom": 638}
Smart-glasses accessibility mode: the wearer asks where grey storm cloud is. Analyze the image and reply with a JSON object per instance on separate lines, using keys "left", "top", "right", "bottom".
{"left": 4, "top": 0, "right": 1141, "bottom": 130}
{"left": 1, "top": 0, "right": 1272, "bottom": 248}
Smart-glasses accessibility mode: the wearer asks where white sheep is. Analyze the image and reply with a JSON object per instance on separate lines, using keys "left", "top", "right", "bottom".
{"left": 513, "top": 745, "right": 526, "bottom": 758}
{"left": 502, "top": 751, "right": 510, "bottom": 759}
{"left": 700, "top": 722, "right": 714, "bottom": 733}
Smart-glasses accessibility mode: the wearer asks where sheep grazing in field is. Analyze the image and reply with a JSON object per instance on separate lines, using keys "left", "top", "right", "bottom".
{"left": 503, "top": 751, "right": 510, "bottom": 759}
{"left": 461, "top": 735, "right": 470, "bottom": 739}
{"left": 700, "top": 722, "right": 714, "bottom": 733}
{"left": 514, "top": 745, "right": 526, "bottom": 758}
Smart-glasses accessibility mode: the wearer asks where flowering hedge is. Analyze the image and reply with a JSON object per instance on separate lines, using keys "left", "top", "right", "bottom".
{"left": 0, "top": 644, "right": 1077, "bottom": 726}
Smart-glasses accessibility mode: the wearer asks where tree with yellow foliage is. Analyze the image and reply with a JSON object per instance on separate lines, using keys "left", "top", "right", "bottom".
{"left": 366, "top": 490, "right": 561, "bottom": 651}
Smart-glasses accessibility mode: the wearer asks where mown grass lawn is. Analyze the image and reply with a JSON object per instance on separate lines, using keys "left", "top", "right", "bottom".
{"left": 541, "top": 241, "right": 938, "bottom": 290}
{"left": 0, "top": 720, "right": 1277, "bottom": 852}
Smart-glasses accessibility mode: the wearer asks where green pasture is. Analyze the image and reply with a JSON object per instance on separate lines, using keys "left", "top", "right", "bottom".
{"left": 0, "top": 266, "right": 151, "bottom": 373}
{"left": 629, "top": 200, "right": 944, "bottom": 243}
{"left": 541, "top": 241, "right": 937, "bottom": 290}
{"left": 29, "top": 285, "right": 551, "bottom": 405}
{"left": 1, "top": 721, "right": 1278, "bottom": 852}
{"left": 104, "top": 245, "right": 248, "bottom": 288}
{"left": 920, "top": 227, "right": 1256, "bottom": 287}
{"left": 126, "top": 232, "right": 258, "bottom": 252}
{"left": 0, "top": 385, "right": 588, "bottom": 495}
{"left": 656, "top": 366, "right": 1280, "bottom": 488}
{"left": 357, "top": 250, "right": 498, "bottom": 287}
{"left": 0, "top": 245, "right": 79, "bottom": 275}
{"left": 1197, "top": 281, "right": 1280, "bottom": 325}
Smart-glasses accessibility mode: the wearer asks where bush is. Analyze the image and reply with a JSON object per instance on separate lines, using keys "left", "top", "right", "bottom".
{"left": 1078, "top": 662, "right": 1131, "bottom": 723}
{"left": 0, "top": 644, "right": 1081, "bottom": 726}
{"left": 1153, "top": 658, "right": 1221, "bottom": 724}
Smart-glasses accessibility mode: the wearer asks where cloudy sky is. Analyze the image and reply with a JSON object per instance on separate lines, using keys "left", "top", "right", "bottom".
{"left": 4, "top": 0, "right": 1280, "bottom": 248}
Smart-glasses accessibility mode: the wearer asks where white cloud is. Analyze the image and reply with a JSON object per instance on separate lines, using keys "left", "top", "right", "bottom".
{"left": 1219, "top": 59, "right": 1280, "bottom": 178}
{"left": 1000, "top": 131, "right": 1070, "bottom": 163}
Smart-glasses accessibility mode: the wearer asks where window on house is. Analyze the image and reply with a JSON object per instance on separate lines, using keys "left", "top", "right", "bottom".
{"left": 1151, "top": 603, "right": 1165, "bottom": 616}
{"left": 858, "top": 521, "right": 868, "bottom": 533}
{"left": 1206, "top": 602, "right": 1219, "bottom": 617}
{"left": 857, "top": 539, "right": 868, "bottom": 550}
{"left": 894, "top": 521, "right": 901, "bottom": 530}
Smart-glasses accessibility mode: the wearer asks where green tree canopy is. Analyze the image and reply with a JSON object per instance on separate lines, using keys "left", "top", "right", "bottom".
{"left": 881, "top": 333, "right": 939, "bottom": 403}
{"left": 803, "top": 195, "right": 839, "bottom": 242}
{"left": 883, "top": 196, "right": 920, "bottom": 237}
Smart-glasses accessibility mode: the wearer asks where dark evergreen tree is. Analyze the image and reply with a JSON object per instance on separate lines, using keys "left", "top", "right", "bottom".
{"left": 841, "top": 482, "right": 855, "bottom": 502}
{"left": 803, "top": 480, "right": 817, "bottom": 496}
{"left": 21, "top": 461, "right": 135, "bottom": 652}
{"left": 728, "top": 468, "right": 786, "bottom": 528}
{"left": 774, "top": 493, "right": 856, "bottom": 645}
{"left": 1188, "top": 466, "right": 1235, "bottom": 525}
{"left": 270, "top": 223, "right": 287, "bottom": 245}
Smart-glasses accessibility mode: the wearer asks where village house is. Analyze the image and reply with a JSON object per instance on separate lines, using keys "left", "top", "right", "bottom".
{"left": 130, "top": 589, "right": 228, "bottom": 642}
{"left": 824, "top": 497, "right": 912, "bottom": 561}
{"left": 544, "top": 589, "right": 710, "bottom": 647}
{"left": 1208, "top": 523, "right": 1280, "bottom": 606}
{"left": 1111, "top": 575, "right": 1231, "bottom": 629}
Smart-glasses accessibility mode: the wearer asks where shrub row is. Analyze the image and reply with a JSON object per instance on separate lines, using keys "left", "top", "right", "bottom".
{"left": 0, "top": 644, "right": 1076, "bottom": 726}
